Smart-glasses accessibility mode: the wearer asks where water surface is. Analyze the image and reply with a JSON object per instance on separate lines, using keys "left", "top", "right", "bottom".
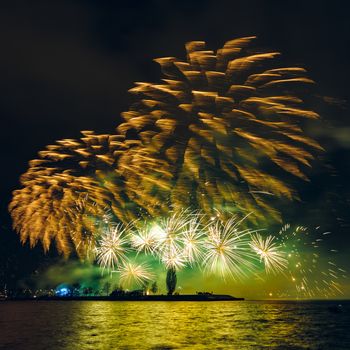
{"left": 0, "top": 300, "right": 349, "bottom": 349}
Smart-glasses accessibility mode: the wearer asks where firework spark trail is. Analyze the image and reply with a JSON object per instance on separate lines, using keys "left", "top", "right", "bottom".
{"left": 148, "top": 210, "right": 208, "bottom": 269}
{"left": 276, "top": 224, "right": 346, "bottom": 298}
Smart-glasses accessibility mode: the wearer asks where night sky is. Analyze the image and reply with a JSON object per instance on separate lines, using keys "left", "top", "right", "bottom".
{"left": 1, "top": 0, "right": 349, "bottom": 296}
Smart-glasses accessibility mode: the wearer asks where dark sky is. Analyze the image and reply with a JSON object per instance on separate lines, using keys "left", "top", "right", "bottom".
{"left": 1, "top": 0, "right": 349, "bottom": 289}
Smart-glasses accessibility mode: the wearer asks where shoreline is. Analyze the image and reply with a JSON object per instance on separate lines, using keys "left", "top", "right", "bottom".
{"left": 3, "top": 294, "right": 244, "bottom": 302}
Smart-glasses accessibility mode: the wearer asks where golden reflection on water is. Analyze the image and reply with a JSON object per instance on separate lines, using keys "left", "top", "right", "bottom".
{"left": 61, "top": 301, "right": 329, "bottom": 349}
{"left": 1, "top": 301, "right": 349, "bottom": 349}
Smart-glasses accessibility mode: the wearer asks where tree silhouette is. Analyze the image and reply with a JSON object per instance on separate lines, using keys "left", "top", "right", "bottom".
{"left": 166, "top": 268, "right": 177, "bottom": 296}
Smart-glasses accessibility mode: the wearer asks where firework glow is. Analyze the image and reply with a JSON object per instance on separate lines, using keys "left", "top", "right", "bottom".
{"left": 7, "top": 37, "right": 347, "bottom": 298}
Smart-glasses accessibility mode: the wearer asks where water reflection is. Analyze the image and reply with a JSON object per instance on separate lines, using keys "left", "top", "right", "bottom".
{"left": 0, "top": 301, "right": 349, "bottom": 349}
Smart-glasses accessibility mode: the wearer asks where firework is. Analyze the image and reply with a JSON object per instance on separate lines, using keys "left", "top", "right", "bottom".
{"left": 91, "top": 210, "right": 346, "bottom": 298}
{"left": 153, "top": 211, "right": 192, "bottom": 260}
{"left": 10, "top": 37, "right": 322, "bottom": 258}
{"left": 93, "top": 214, "right": 346, "bottom": 298}
{"left": 8, "top": 36, "right": 344, "bottom": 299}
{"left": 117, "top": 37, "right": 322, "bottom": 222}
{"left": 181, "top": 216, "right": 206, "bottom": 264}
{"left": 118, "top": 261, "right": 154, "bottom": 288}
{"left": 202, "top": 216, "right": 257, "bottom": 279}
{"left": 9, "top": 168, "right": 110, "bottom": 257}
{"left": 250, "top": 233, "right": 287, "bottom": 274}
{"left": 68, "top": 198, "right": 113, "bottom": 258}
{"left": 9, "top": 131, "right": 143, "bottom": 256}
{"left": 95, "top": 224, "right": 129, "bottom": 271}
{"left": 130, "top": 226, "right": 158, "bottom": 255}
{"left": 161, "top": 249, "right": 187, "bottom": 270}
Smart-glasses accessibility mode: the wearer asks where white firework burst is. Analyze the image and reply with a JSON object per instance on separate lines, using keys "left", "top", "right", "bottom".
{"left": 181, "top": 216, "right": 206, "bottom": 264}
{"left": 202, "top": 216, "right": 257, "bottom": 279}
{"left": 118, "top": 261, "right": 154, "bottom": 288}
{"left": 95, "top": 224, "right": 129, "bottom": 271}
{"left": 153, "top": 211, "right": 191, "bottom": 255}
{"left": 250, "top": 233, "right": 287, "bottom": 274}
{"left": 161, "top": 248, "right": 186, "bottom": 270}
{"left": 130, "top": 226, "right": 158, "bottom": 255}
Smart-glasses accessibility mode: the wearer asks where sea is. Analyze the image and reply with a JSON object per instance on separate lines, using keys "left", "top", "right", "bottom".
{"left": 0, "top": 300, "right": 349, "bottom": 349}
